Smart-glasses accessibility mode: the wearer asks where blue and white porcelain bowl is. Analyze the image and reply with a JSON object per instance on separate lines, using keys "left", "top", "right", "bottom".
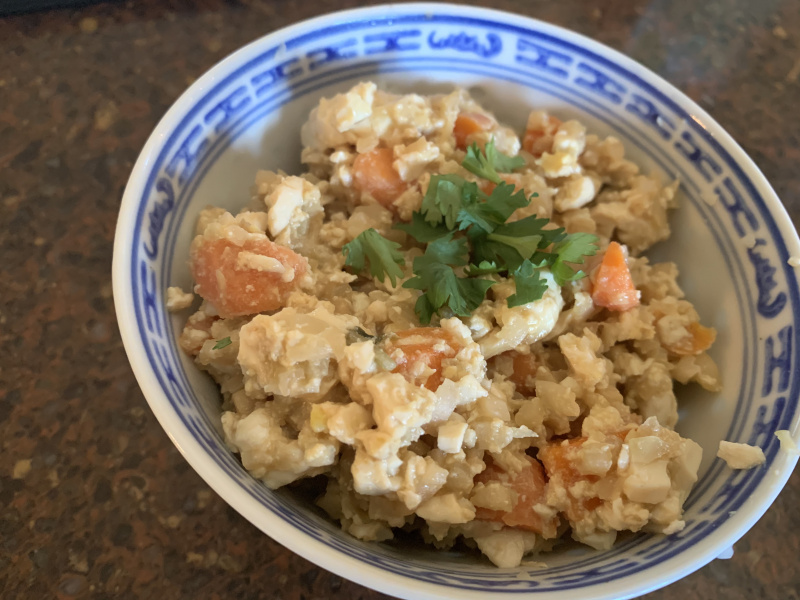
{"left": 112, "top": 4, "right": 800, "bottom": 598}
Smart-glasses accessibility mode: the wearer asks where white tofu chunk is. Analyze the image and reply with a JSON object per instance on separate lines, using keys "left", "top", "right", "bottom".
{"left": 416, "top": 493, "right": 475, "bottom": 524}
{"left": 437, "top": 421, "right": 468, "bottom": 454}
{"left": 622, "top": 459, "right": 671, "bottom": 504}
{"left": 717, "top": 441, "right": 766, "bottom": 470}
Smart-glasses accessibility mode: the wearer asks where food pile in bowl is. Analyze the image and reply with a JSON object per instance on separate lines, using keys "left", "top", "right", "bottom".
{"left": 167, "top": 82, "right": 768, "bottom": 568}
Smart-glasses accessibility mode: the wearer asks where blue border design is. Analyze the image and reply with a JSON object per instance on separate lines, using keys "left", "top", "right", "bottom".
{"left": 126, "top": 11, "right": 800, "bottom": 593}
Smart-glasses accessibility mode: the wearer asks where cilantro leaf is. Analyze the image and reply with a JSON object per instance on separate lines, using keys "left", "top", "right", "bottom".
{"left": 489, "top": 215, "right": 547, "bottom": 238}
{"left": 414, "top": 294, "right": 437, "bottom": 325}
{"left": 403, "top": 235, "right": 493, "bottom": 322}
{"left": 455, "top": 182, "right": 529, "bottom": 233}
{"left": 456, "top": 204, "right": 496, "bottom": 233}
{"left": 456, "top": 276, "right": 497, "bottom": 313}
{"left": 469, "top": 230, "right": 527, "bottom": 273}
{"left": 487, "top": 233, "right": 542, "bottom": 261}
{"left": 417, "top": 234, "right": 469, "bottom": 267}
{"left": 463, "top": 142, "right": 502, "bottom": 184}
{"left": 213, "top": 337, "right": 232, "bottom": 350}
{"left": 507, "top": 260, "right": 549, "bottom": 307}
{"left": 462, "top": 140, "right": 525, "bottom": 184}
{"left": 395, "top": 212, "right": 450, "bottom": 243}
{"left": 466, "top": 261, "right": 502, "bottom": 276}
{"left": 421, "top": 174, "right": 465, "bottom": 229}
{"left": 550, "top": 232, "right": 599, "bottom": 286}
{"left": 405, "top": 263, "right": 494, "bottom": 319}
{"left": 343, "top": 228, "right": 406, "bottom": 286}
{"left": 482, "top": 212, "right": 564, "bottom": 261}
{"left": 480, "top": 182, "right": 531, "bottom": 222}
{"left": 491, "top": 143, "right": 527, "bottom": 173}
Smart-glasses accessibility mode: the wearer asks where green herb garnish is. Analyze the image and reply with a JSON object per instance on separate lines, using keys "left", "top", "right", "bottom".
{"left": 213, "top": 337, "right": 232, "bottom": 350}
{"left": 343, "top": 228, "right": 405, "bottom": 286}
{"left": 342, "top": 139, "right": 599, "bottom": 323}
{"left": 403, "top": 235, "right": 496, "bottom": 322}
{"left": 462, "top": 140, "right": 526, "bottom": 183}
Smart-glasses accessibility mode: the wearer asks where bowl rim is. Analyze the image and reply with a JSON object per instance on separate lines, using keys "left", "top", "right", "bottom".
{"left": 112, "top": 3, "right": 800, "bottom": 599}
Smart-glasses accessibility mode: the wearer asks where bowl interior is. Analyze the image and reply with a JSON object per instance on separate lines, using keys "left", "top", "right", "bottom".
{"left": 116, "top": 5, "right": 800, "bottom": 599}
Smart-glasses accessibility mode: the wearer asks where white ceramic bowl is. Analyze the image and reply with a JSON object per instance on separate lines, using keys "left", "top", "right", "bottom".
{"left": 112, "top": 4, "right": 800, "bottom": 599}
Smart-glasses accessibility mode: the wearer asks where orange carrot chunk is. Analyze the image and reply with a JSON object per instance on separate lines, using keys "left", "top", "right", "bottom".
{"left": 591, "top": 241, "right": 640, "bottom": 311}
{"left": 352, "top": 148, "right": 408, "bottom": 209}
{"left": 538, "top": 438, "right": 603, "bottom": 523}
{"left": 475, "top": 456, "right": 559, "bottom": 538}
{"left": 190, "top": 238, "right": 307, "bottom": 318}
{"left": 454, "top": 112, "right": 494, "bottom": 149}
{"left": 386, "top": 327, "right": 459, "bottom": 391}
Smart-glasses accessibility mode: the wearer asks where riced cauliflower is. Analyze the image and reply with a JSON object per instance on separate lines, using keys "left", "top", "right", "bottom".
{"left": 175, "top": 83, "right": 724, "bottom": 568}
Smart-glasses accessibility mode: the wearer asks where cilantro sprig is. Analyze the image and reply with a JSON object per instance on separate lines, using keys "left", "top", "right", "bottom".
{"left": 403, "top": 235, "right": 496, "bottom": 323}
{"left": 343, "top": 228, "right": 405, "bottom": 286}
{"left": 463, "top": 140, "right": 526, "bottom": 183}
{"left": 342, "top": 139, "right": 598, "bottom": 323}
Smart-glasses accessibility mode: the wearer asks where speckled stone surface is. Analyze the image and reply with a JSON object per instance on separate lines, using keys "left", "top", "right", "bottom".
{"left": 1, "top": 1, "right": 799, "bottom": 598}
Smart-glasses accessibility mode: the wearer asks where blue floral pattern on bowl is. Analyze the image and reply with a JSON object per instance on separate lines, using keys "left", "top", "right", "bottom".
{"left": 115, "top": 5, "right": 800, "bottom": 598}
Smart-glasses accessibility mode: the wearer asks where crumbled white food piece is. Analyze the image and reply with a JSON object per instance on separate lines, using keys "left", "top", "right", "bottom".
{"left": 301, "top": 82, "right": 376, "bottom": 151}
{"left": 554, "top": 174, "right": 597, "bottom": 212}
{"left": 393, "top": 137, "right": 440, "bottom": 181}
{"left": 775, "top": 430, "right": 800, "bottom": 455}
{"left": 265, "top": 176, "right": 305, "bottom": 238}
{"left": 717, "top": 441, "right": 766, "bottom": 469}
{"left": 222, "top": 406, "right": 338, "bottom": 488}
{"left": 479, "top": 272, "right": 564, "bottom": 358}
{"left": 195, "top": 206, "right": 228, "bottom": 236}
{"left": 311, "top": 402, "right": 374, "bottom": 445}
{"left": 437, "top": 420, "right": 469, "bottom": 454}
{"left": 661, "top": 520, "right": 685, "bottom": 535}
{"left": 474, "top": 529, "right": 539, "bottom": 568}
{"left": 623, "top": 459, "right": 671, "bottom": 503}
{"left": 416, "top": 494, "right": 475, "bottom": 524}
{"left": 166, "top": 286, "right": 194, "bottom": 311}
{"left": 238, "top": 304, "right": 358, "bottom": 400}
{"left": 788, "top": 257, "right": 800, "bottom": 268}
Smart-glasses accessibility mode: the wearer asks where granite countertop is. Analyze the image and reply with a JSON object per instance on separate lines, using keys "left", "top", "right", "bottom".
{"left": 2, "top": 0, "right": 799, "bottom": 598}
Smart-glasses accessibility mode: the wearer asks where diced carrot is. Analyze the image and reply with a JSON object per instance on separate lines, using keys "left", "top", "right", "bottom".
{"left": 474, "top": 456, "right": 559, "bottom": 538}
{"left": 352, "top": 148, "right": 408, "bottom": 209}
{"left": 190, "top": 237, "right": 307, "bottom": 318}
{"left": 538, "top": 438, "right": 602, "bottom": 523}
{"left": 664, "top": 322, "right": 717, "bottom": 356}
{"left": 522, "top": 115, "right": 561, "bottom": 157}
{"left": 454, "top": 112, "right": 494, "bottom": 149}
{"left": 386, "top": 327, "right": 459, "bottom": 391}
{"left": 591, "top": 241, "right": 640, "bottom": 312}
